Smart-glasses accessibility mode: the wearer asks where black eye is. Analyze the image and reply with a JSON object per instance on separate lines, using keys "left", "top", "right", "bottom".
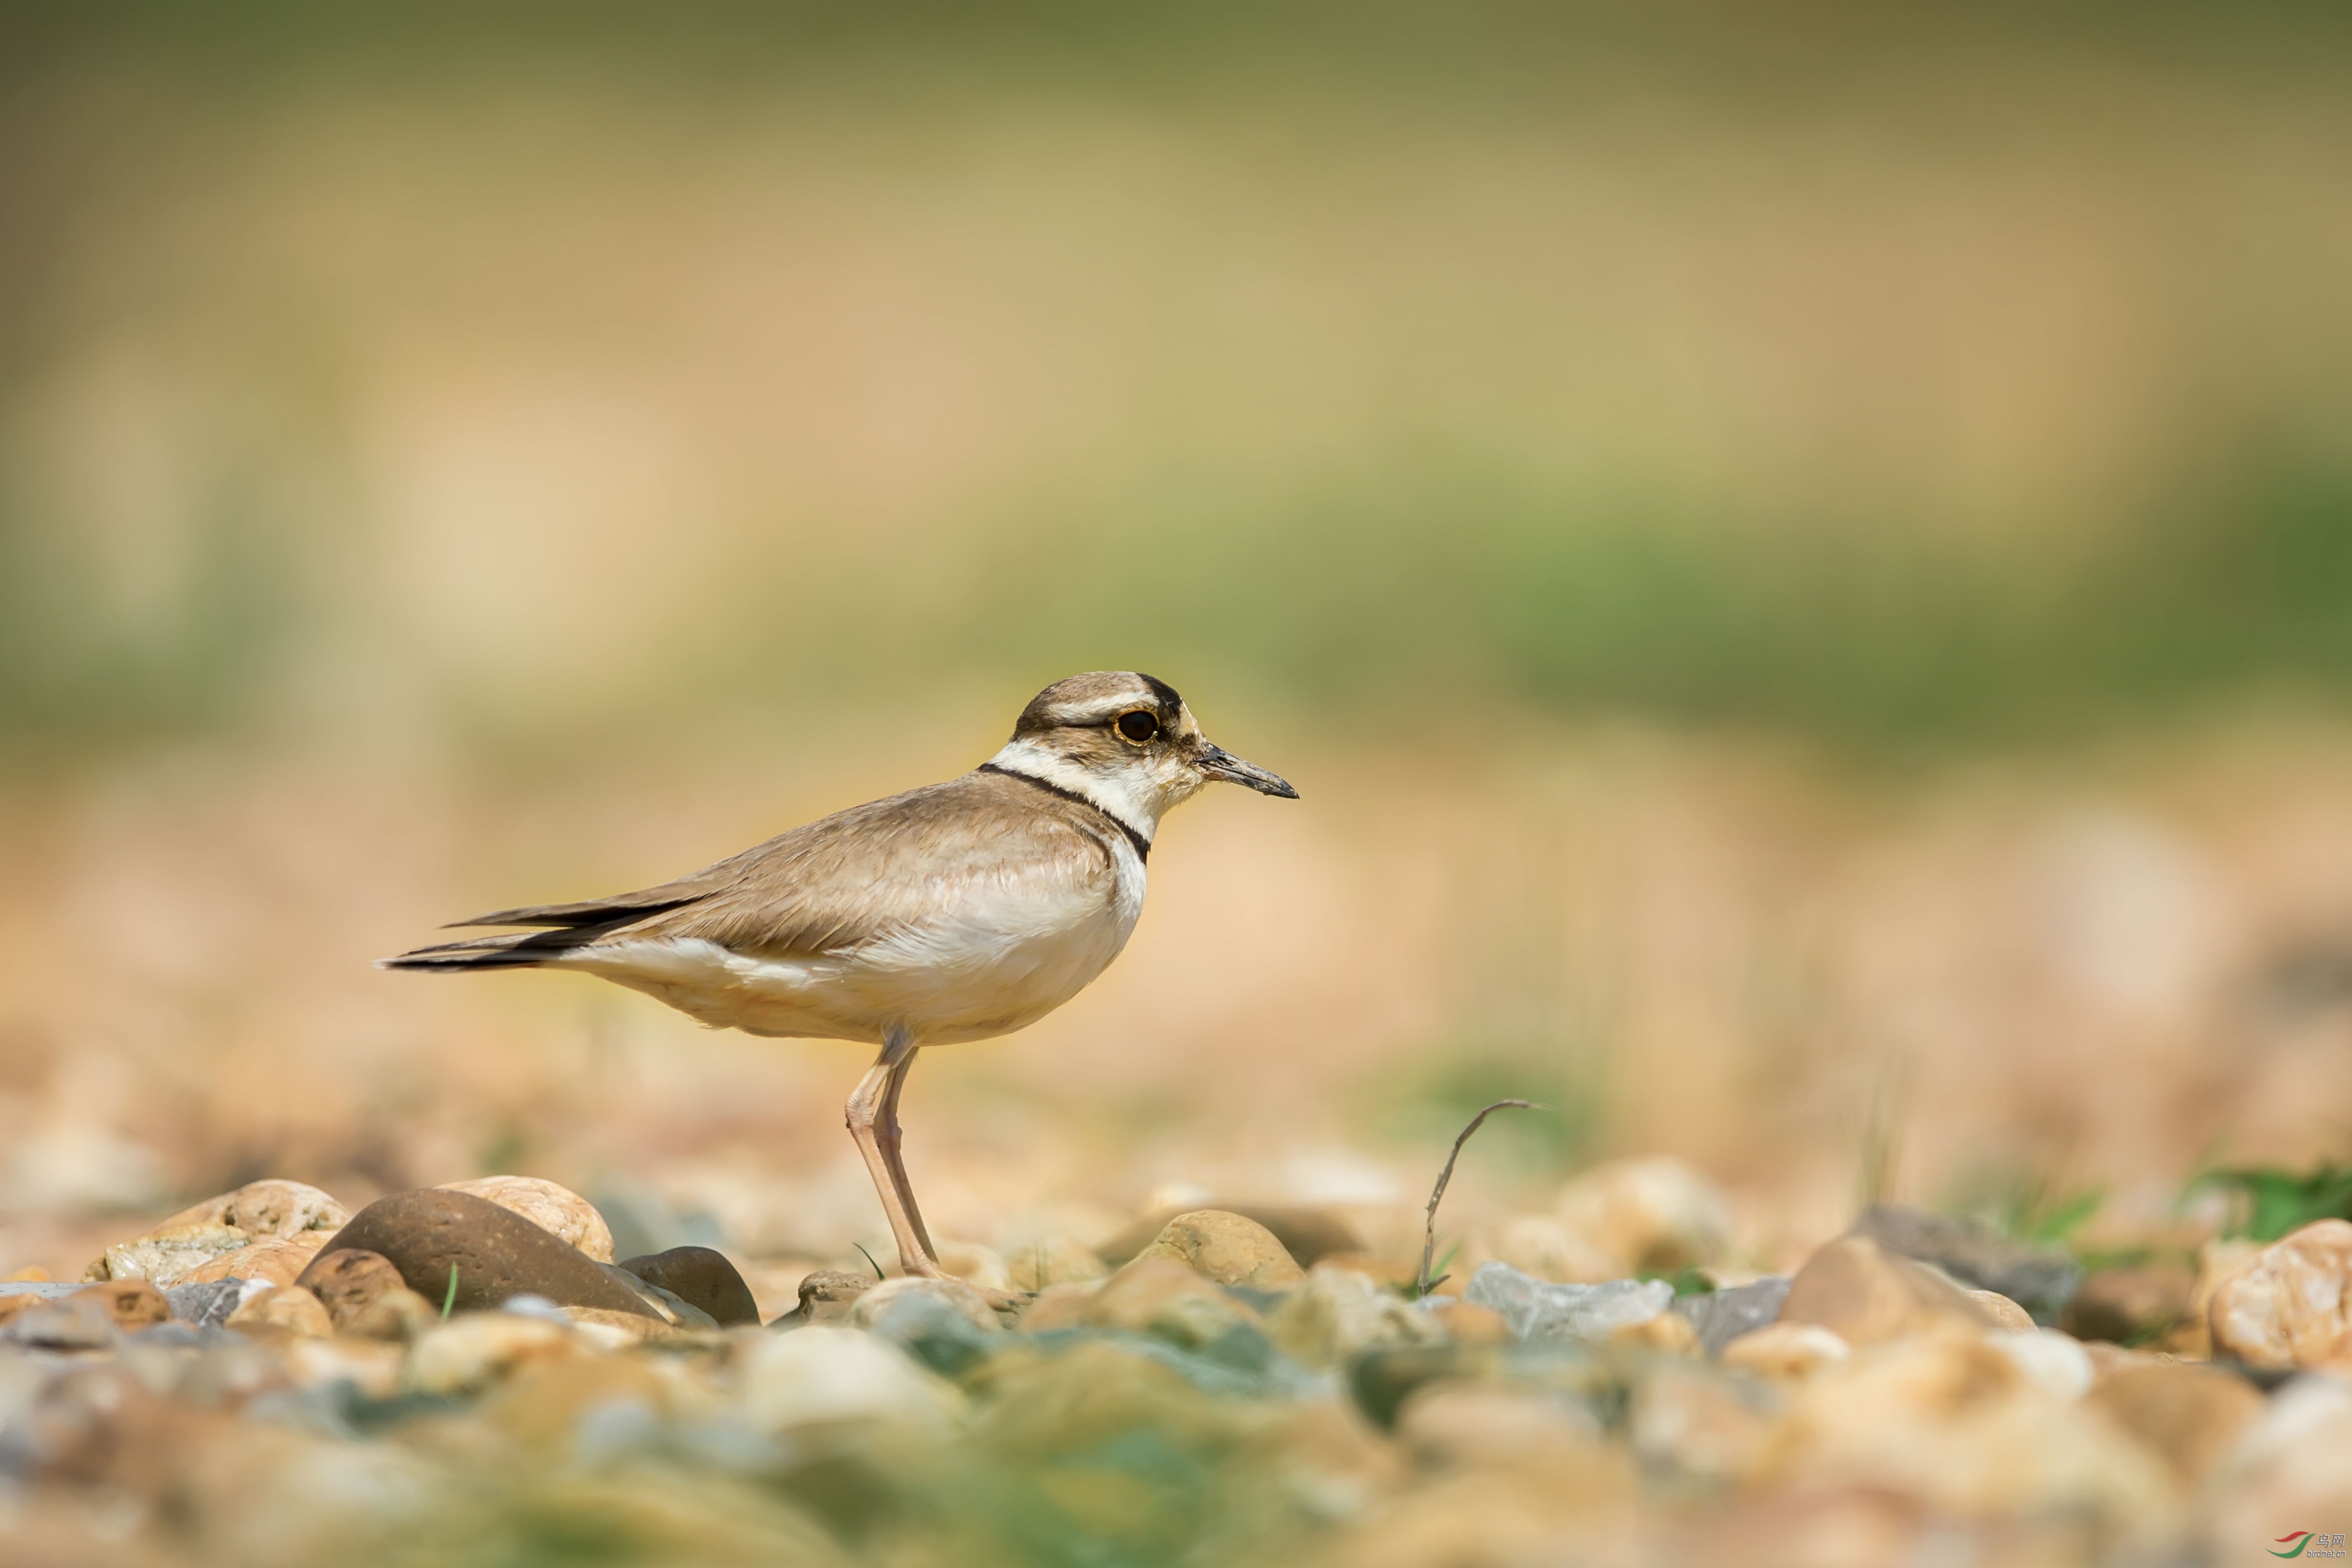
{"left": 1115, "top": 710, "right": 1159, "bottom": 744}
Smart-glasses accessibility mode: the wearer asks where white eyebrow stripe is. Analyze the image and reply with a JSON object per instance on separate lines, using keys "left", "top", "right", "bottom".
{"left": 1041, "top": 694, "right": 1156, "bottom": 725}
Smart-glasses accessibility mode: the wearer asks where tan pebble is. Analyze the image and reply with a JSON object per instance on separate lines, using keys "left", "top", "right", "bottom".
{"left": 1086, "top": 1256, "right": 1257, "bottom": 1348}
{"left": 1722, "top": 1321, "right": 1851, "bottom": 1383}
{"left": 1966, "top": 1289, "right": 2034, "bottom": 1332}
{"left": 563, "top": 1306, "right": 686, "bottom": 1347}
{"left": 1395, "top": 1379, "right": 1604, "bottom": 1470}
{"left": 1555, "top": 1155, "right": 1732, "bottom": 1274}
{"left": 1135, "top": 1210, "right": 1306, "bottom": 1290}
{"left": 2085, "top": 1361, "right": 2263, "bottom": 1486}
{"left": 2208, "top": 1219, "right": 2352, "bottom": 1371}
{"left": 1015, "top": 1280, "right": 1100, "bottom": 1332}
{"left": 1985, "top": 1328, "right": 2094, "bottom": 1401}
{"left": 180, "top": 1236, "right": 327, "bottom": 1288}
{"left": 931, "top": 1240, "right": 1012, "bottom": 1294}
{"left": 1613, "top": 1307, "right": 1701, "bottom": 1356}
{"left": 2081, "top": 1340, "right": 2164, "bottom": 1383}
{"left": 847, "top": 1275, "right": 1002, "bottom": 1335}
{"left": 74, "top": 1280, "right": 170, "bottom": 1330}
{"left": 1426, "top": 1301, "right": 1511, "bottom": 1346}
{"left": 1631, "top": 1359, "right": 1776, "bottom": 1479}
{"left": 90, "top": 1223, "right": 251, "bottom": 1286}
{"left": 1779, "top": 1236, "right": 1997, "bottom": 1346}
{"left": 1003, "top": 1235, "right": 1109, "bottom": 1293}
{"left": 5, "top": 1265, "right": 51, "bottom": 1283}
{"left": 436, "top": 1176, "right": 616, "bottom": 1262}
{"left": 285, "top": 1335, "right": 404, "bottom": 1398}
{"left": 227, "top": 1284, "right": 334, "bottom": 1338}
{"left": 1460, "top": 1215, "right": 1620, "bottom": 1285}
{"left": 1267, "top": 1266, "right": 1445, "bottom": 1367}
{"left": 486, "top": 1352, "right": 672, "bottom": 1446}
{"left": 407, "top": 1312, "right": 578, "bottom": 1395}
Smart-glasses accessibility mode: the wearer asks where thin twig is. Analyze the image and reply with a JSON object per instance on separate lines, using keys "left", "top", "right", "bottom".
{"left": 1416, "top": 1099, "right": 1545, "bottom": 1297}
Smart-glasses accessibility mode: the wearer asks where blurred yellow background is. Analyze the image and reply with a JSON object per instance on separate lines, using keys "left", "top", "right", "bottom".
{"left": 4, "top": 3, "right": 2351, "bottom": 1288}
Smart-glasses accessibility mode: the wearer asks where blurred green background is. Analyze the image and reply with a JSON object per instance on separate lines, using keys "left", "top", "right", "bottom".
{"left": 6, "top": 2, "right": 2351, "bottom": 762}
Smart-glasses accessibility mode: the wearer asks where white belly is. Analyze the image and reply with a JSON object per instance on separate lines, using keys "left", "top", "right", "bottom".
{"left": 560, "top": 840, "right": 1147, "bottom": 1045}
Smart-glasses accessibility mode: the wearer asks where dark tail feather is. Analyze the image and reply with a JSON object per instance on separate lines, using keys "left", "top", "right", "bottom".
{"left": 379, "top": 926, "right": 602, "bottom": 973}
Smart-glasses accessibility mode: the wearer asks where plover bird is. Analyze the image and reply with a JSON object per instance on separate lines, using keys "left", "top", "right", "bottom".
{"left": 385, "top": 672, "right": 1297, "bottom": 1297}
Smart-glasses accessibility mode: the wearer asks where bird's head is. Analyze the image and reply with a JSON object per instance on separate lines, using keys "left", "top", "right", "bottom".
{"left": 989, "top": 671, "right": 1297, "bottom": 837}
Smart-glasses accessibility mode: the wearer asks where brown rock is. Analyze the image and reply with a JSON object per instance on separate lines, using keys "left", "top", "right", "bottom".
{"left": 1086, "top": 1256, "right": 1259, "bottom": 1348}
{"left": 226, "top": 1285, "right": 333, "bottom": 1338}
{"left": 75, "top": 1280, "right": 169, "bottom": 1330}
{"left": 2064, "top": 1263, "right": 2196, "bottom": 1345}
{"left": 617, "top": 1246, "right": 760, "bottom": 1327}
{"left": 436, "top": 1175, "right": 615, "bottom": 1263}
{"left": 179, "top": 1235, "right": 328, "bottom": 1287}
{"left": 2085, "top": 1361, "right": 2263, "bottom": 1485}
{"left": 1967, "top": 1289, "right": 2035, "bottom": 1332}
{"left": 1134, "top": 1210, "right": 1306, "bottom": 1290}
{"left": 778, "top": 1268, "right": 874, "bottom": 1326}
{"left": 300, "top": 1248, "right": 437, "bottom": 1340}
{"left": 1780, "top": 1236, "right": 1999, "bottom": 1346}
{"left": 304, "top": 1188, "right": 658, "bottom": 1319}
{"left": 1097, "top": 1203, "right": 1364, "bottom": 1269}
{"left": 2208, "top": 1218, "right": 2352, "bottom": 1370}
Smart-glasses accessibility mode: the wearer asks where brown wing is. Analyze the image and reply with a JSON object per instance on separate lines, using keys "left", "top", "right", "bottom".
{"left": 414, "top": 772, "right": 1120, "bottom": 965}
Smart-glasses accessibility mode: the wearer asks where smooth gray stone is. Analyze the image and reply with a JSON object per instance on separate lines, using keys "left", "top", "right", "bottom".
{"left": 1464, "top": 1263, "right": 1675, "bottom": 1344}
{"left": 0, "top": 1284, "right": 84, "bottom": 1302}
{"left": 1676, "top": 1276, "right": 1792, "bottom": 1357}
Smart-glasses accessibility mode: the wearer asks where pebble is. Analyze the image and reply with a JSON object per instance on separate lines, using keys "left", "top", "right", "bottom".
{"left": 2083, "top": 1361, "right": 2263, "bottom": 1485}
{"left": 739, "top": 1323, "right": 964, "bottom": 1434}
{"left": 1396, "top": 1380, "right": 1604, "bottom": 1469}
{"left": 1422, "top": 1299, "right": 1510, "bottom": 1346}
{"left": 932, "top": 1240, "right": 1014, "bottom": 1294}
{"left": 1555, "top": 1156, "right": 1732, "bottom": 1274}
{"left": 436, "top": 1175, "right": 616, "bottom": 1263}
{"left": 848, "top": 1276, "right": 1002, "bottom": 1338}
{"left": 1720, "top": 1322, "right": 1851, "bottom": 1383}
{"left": 616, "top": 1246, "right": 760, "bottom": 1327}
{"left": 161, "top": 1279, "right": 247, "bottom": 1330}
{"left": 1462, "top": 1262, "right": 1674, "bottom": 1344}
{"left": 300, "top": 1249, "right": 436, "bottom": 1340}
{"left": 1676, "top": 1275, "right": 1791, "bottom": 1357}
{"left": 1985, "top": 1327, "right": 2095, "bottom": 1401}
{"left": 1966, "top": 1288, "right": 2035, "bottom": 1332}
{"left": 88, "top": 1223, "right": 254, "bottom": 1288}
{"left": 1003, "top": 1234, "right": 1109, "bottom": 1292}
{"left": 1014, "top": 1280, "right": 1100, "bottom": 1332}
{"left": 778, "top": 1268, "right": 874, "bottom": 1327}
{"left": 1629, "top": 1359, "right": 1777, "bottom": 1480}
{"left": 225, "top": 1285, "right": 334, "bottom": 1338}
{"left": 178, "top": 1236, "right": 330, "bottom": 1287}
{"left": 406, "top": 1312, "right": 581, "bottom": 1397}
{"left": 1085, "top": 1257, "right": 1261, "bottom": 1350}
{"left": 307, "top": 1188, "right": 659, "bottom": 1320}
{"left": 1134, "top": 1210, "right": 1307, "bottom": 1290}
{"left": 1848, "top": 1203, "right": 2081, "bottom": 1322}
{"left": 1267, "top": 1266, "right": 1445, "bottom": 1366}
{"left": 1097, "top": 1204, "right": 1364, "bottom": 1270}
{"left": 6, "top": 1293, "right": 119, "bottom": 1351}
{"left": 149, "top": 1178, "right": 351, "bottom": 1242}
{"left": 1778, "top": 1236, "right": 1998, "bottom": 1346}
{"left": 78, "top": 1280, "right": 171, "bottom": 1331}
{"left": 2063, "top": 1261, "right": 2196, "bottom": 1345}
{"left": 1461, "top": 1215, "right": 1620, "bottom": 1286}
{"left": 1764, "top": 1327, "right": 2177, "bottom": 1537}
{"left": 2207, "top": 1218, "right": 2352, "bottom": 1371}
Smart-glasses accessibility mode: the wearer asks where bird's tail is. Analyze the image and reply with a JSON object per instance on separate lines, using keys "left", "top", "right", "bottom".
{"left": 378, "top": 928, "right": 588, "bottom": 973}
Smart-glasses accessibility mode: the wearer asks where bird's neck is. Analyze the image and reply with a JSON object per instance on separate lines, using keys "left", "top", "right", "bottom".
{"left": 983, "top": 739, "right": 1163, "bottom": 845}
